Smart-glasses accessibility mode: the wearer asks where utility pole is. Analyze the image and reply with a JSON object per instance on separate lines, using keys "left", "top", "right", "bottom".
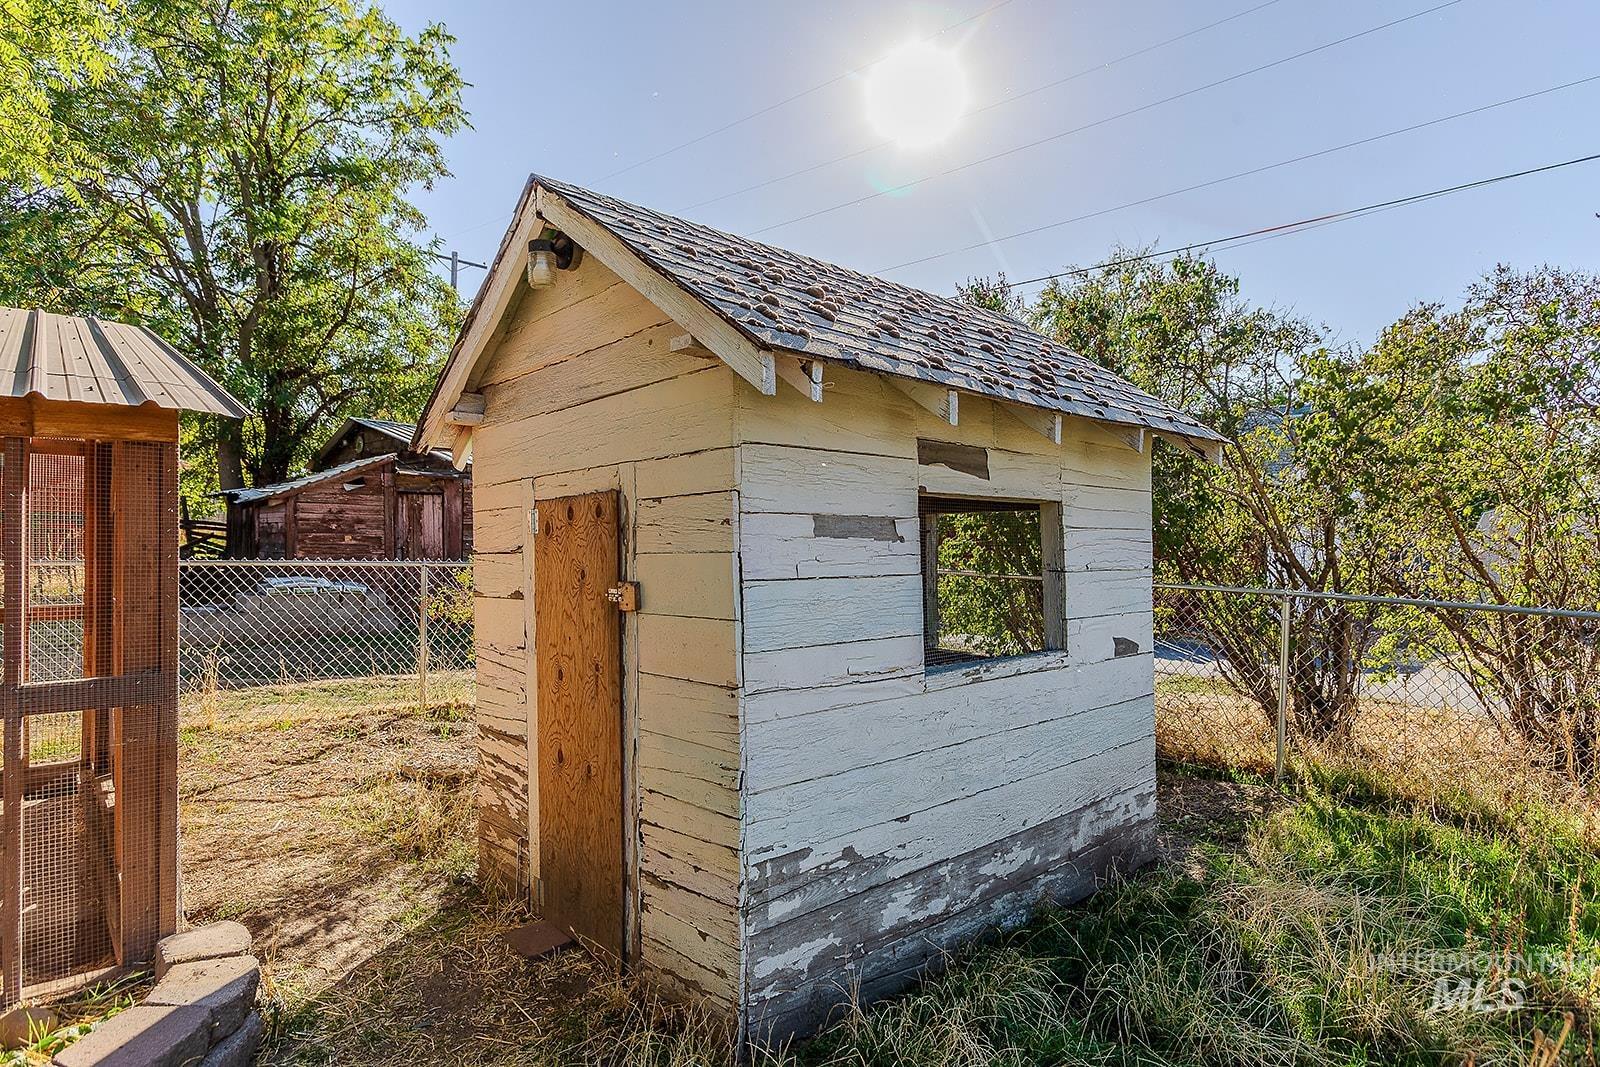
{"left": 431, "top": 250, "right": 488, "bottom": 293}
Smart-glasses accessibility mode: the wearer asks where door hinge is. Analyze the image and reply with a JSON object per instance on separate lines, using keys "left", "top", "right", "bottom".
{"left": 533, "top": 875, "right": 545, "bottom": 910}
{"left": 606, "top": 582, "right": 639, "bottom": 612}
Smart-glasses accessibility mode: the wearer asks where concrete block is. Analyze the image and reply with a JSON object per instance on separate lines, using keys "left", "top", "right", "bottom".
{"left": 52, "top": 1005, "right": 209, "bottom": 1067}
{"left": 198, "top": 1012, "right": 263, "bottom": 1067}
{"left": 146, "top": 956, "right": 260, "bottom": 1043}
{"left": 154, "top": 922, "right": 253, "bottom": 979}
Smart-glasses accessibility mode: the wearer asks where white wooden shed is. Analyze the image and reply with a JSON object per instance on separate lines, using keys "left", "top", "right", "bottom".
{"left": 415, "top": 176, "right": 1224, "bottom": 1047}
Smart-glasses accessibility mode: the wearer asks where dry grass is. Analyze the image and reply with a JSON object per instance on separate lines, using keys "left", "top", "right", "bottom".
{"left": 175, "top": 676, "right": 737, "bottom": 1066}
{"left": 1154, "top": 673, "right": 1593, "bottom": 811}
{"left": 159, "top": 675, "right": 1600, "bottom": 1066}
{"left": 177, "top": 678, "right": 479, "bottom": 1053}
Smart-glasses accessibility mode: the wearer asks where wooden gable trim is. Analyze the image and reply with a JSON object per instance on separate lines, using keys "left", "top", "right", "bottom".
{"left": 533, "top": 187, "right": 777, "bottom": 398}
{"left": 417, "top": 179, "right": 779, "bottom": 451}
{"left": 417, "top": 179, "right": 545, "bottom": 451}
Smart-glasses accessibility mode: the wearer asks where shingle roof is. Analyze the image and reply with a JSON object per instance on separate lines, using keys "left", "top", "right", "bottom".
{"left": 534, "top": 176, "right": 1223, "bottom": 446}
{"left": 0, "top": 307, "right": 248, "bottom": 418}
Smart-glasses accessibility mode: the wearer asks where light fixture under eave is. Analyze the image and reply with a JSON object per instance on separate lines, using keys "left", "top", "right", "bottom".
{"left": 527, "top": 230, "right": 583, "bottom": 289}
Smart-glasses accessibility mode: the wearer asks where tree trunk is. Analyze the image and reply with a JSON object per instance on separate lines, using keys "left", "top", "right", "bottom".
{"left": 216, "top": 423, "right": 244, "bottom": 490}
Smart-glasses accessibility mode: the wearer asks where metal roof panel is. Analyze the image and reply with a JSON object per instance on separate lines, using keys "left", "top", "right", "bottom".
{"left": 0, "top": 307, "right": 249, "bottom": 418}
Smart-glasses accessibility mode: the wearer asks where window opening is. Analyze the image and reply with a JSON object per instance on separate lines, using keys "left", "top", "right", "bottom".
{"left": 920, "top": 495, "right": 1056, "bottom": 667}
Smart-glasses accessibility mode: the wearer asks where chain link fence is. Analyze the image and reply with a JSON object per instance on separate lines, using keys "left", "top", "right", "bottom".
{"left": 178, "top": 560, "right": 475, "bottom": 714}
{"left": 1155, "top": 583, "right": 1600, "bottom": 803}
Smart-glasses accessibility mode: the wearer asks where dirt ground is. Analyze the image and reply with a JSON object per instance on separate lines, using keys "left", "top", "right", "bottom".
{"left": 176, "top": 677, "right": 490, "bottom": 1063}
{"left": 171, "top": 682, "right": 1285, "bottom": 1065}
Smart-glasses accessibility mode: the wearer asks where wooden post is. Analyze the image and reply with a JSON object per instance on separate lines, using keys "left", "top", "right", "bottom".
{"left": 417, "top": 562, "right": 430, "bottom": 715}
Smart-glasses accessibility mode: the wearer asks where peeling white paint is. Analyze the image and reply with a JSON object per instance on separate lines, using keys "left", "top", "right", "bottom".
{"left": 751, "top": 931, "right": 846, "bottom": 981}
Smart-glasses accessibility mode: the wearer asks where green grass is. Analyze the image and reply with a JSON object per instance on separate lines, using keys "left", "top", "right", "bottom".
{"left": 786, "top": 779, "right": 1600, "bottom": 1067}
{"left": 1155, "top": 672, "right": 1244, "bottom": 698}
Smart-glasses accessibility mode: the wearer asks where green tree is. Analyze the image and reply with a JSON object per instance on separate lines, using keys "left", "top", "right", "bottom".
{"left": 11, "top": 0, "right": 465, "bottom": 490}
{"left": 0, "top": 0, "right": 112, "bottom": 182}
{"left": 933, "top": 509, "right": 1044, "bottom": 657}
{"left": 1019, "top": 252, "right": 1380, "bottom": 740}
{"left": 1310, "top": 266, "right": 1600, "bottom": 775}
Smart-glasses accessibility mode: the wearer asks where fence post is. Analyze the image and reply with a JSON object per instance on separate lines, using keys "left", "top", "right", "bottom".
{"left": 418, "top": 561, "right": 430, "bottom": 715}
{"left": 1275, "top": 595, "right": 1291, "bottom": 781}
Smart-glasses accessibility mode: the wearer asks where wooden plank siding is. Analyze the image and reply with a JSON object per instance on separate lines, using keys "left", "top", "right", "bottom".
{"left": 732, "top": 364, "right": 1159, "bottom": 1045}
{"left": 458, "top": 247, "right": 1163, "bottom": 1046}
{"left": 465, "top": 252, "right": 744, "bottom": 1019}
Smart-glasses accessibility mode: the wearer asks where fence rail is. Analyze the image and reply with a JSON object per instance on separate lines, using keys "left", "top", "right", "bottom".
{"left": 178, "top": 559, "right": 474, "bottom": 712}
{"left": 172, "top": 565, "right": 1597, "bottom": 805}
{"left": 1154, "top": 582, "right": 1600, "bottom": 802}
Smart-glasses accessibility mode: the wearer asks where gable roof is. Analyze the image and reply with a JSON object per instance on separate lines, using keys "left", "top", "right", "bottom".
{"left": 0, "top": 307, "right": 249, "bottom": 418}
{"left": 417, "top": 176, "right": 1223, "bottom": 456}
{"left": 312, "top": 416, "right": 451, "bottom": 469}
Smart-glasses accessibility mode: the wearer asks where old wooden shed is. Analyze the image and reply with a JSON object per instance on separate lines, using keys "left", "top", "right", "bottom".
{"left": 415, "top": 177, "right": 1223, "bottom": 1046}
{"left": 219, "top": 417, "right": 471, "bottom": 560}
{"left": 0, "top": 307, "right": 247, "bottom": 1004}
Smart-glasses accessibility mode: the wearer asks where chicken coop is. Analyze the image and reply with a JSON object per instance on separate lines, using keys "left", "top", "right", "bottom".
{"left": 0, "top": 307, "right": 247, "bottom": 1005}
{"left": 416, "top": 177, "right": 1223, "bottom": 1048}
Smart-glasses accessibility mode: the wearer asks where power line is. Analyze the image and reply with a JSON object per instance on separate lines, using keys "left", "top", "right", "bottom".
{"left": 992, "top": 150, "right": 1600, "bottom": 290}
{"left": 874, "top": 72, "right": 1600, "bottom": 274}
{"left": 433, "top": 0, "right": 1020, "bottom": 247}
{"left": 683, "top": 0, "right": 1288, "bottom": 213}
{"left": 747, "top": 0, "right": 1468, "bottom": 237}
{"left": 589, "top": 0, "right": 1021, "bottom": 186}
{"left": 429, "top": 250, "right": 487, "bottom": 292}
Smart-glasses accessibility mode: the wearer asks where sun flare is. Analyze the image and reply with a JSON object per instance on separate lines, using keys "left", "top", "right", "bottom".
{"left": 863, "top": 40, "right": 970, "bottom": 149}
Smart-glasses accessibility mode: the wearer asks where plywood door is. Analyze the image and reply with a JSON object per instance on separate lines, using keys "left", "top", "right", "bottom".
{"left": 533, "top": 491, "right": 623, "bottom": 958}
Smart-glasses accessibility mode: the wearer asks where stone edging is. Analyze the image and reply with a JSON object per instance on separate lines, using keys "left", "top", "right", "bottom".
{"left": 53, "top": 922, "right": 264, "bottom": 1067}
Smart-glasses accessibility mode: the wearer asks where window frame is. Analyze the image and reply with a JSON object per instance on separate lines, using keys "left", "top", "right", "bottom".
{"left": 917, "top": 493, "right": 1066, "bottom": 674}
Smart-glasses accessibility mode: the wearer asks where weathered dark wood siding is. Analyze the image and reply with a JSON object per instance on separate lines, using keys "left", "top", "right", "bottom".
{"left": 289, "top": 468, "right": 389, "bottom": 558}
{"left": 231, "top": 458, "right": 472, "bottom": 560}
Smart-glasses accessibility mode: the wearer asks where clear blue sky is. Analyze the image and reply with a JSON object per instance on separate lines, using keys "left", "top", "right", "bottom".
{"left": 386, "top": 0, "right": 1599, "bottom": 346}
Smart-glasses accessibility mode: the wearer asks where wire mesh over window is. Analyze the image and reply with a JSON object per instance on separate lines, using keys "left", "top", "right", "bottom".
{"left": 920, "top": 496, "right": 1049, "bottom": 667}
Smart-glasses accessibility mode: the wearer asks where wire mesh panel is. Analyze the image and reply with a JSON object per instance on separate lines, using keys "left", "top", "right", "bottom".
{"left": 26, "top": 447, "right": 85, "bottom": 684}
{"left": 1154, "top": 586, "right": 1282, "bottom": 775}
{"left": 178, "top": 560, "right": 475, "bottom": 714}
{"left": 1154, "top": 582, "right": 1600, "bottom": 805}
{"left": 0, "top": 434, "right": 180, "bottom": 1006}
{"left": 920, "top": 497, "right": 1051, "bottom": 667}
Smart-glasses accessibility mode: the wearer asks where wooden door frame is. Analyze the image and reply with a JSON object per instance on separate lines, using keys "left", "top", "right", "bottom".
{"left": 526, "top": 469, "right": 640, "bottom": 965}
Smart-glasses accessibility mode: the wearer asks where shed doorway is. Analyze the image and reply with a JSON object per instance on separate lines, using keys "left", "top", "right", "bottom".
{"left": 396, "top": 490, "right": 445, "bottom": 560}
{"left": 532, "top": 490, "right": 624, "bottom": 959}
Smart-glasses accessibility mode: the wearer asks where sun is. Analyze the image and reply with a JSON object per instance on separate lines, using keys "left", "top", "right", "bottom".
{"left": 863, "top": 40, "right": 970, "bottom": 149}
